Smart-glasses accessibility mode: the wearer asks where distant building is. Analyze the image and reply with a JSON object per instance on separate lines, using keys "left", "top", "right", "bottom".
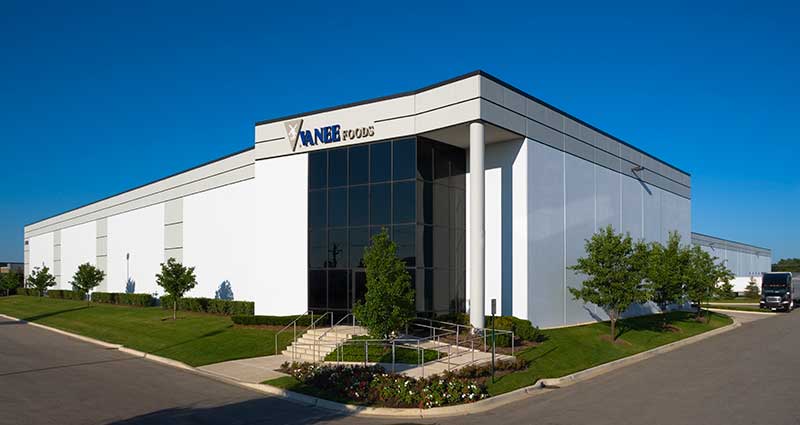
{"left": 0, "top": 262, "right": 23, "bottom": 275}
{"left": 692, "top": 233, "right": 772, "bottom": 295}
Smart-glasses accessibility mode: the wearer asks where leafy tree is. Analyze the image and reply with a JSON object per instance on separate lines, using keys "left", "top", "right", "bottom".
{"left": 772, "top": 258, "right": 800, "bottom": 273}
{"left": 353, "top": 228, "right": 415, "bottom": 338}
{"left": 685, "top": 247, "right": 734, "bottom": 322}
{"left": 716, "top": 279, "right": 735, "bottom": 299}
{"left": 155, "top": 258, "right": 197, "bottom": 320}
{"left": 568, "top": 225, "right": 650, "bottom": 341}
{"left": 69, "top": 263, "right": 105, "bottom": 305}
{"left": 1, "top": 271, "right": 21, "bottom": 296}
{"left": 26, "top": 265, "right": 56, "bottom": 296}
{"left": 744, "top": 281, "right": 760, "bottom": 299}
{"left": 215, "top": 280, "right": 234, "bottom": 301}
{"left": 646, "top": 231, "right": 690, "bottom": 314}
{"left": 125, "top": 277, "right": 136, "bottom": 294}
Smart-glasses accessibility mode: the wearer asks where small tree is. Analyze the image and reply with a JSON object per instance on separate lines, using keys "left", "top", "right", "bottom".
{"left": 685, "top": 247, "right": 732, "bottom": 322}
{"left": 215, "top": 280, "right": 234, "bottom": 300}
{"left": 568, "top": 226, "right": 650, "bottom": 341}
{"left": 353, "top": 228, "right": 415, "bottom": 338}
{"left": 646, "top": 231, "right": 690, "bottom": 317}
{"left": 156, "top": 258, "right": 197, "bottom": 320}
{"left": 1, "top": 271, "right": 21, "bottom": 296}
{"left": 716, "top": 280, "right": 735, "bottom": 299}
{"left": 26, "top": 265, "right": 56, "bottom": 297}
{"left": 744, "top": 280, "right": 760, "bottom": 299}
{"left": 69, "top": 263, "right": 105, "bottom": 305}
{"left": 125, "top": 277, "right": 136, "bottom": 294}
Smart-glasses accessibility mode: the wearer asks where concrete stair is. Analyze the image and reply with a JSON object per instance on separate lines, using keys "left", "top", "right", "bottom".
{"left": 281, "top": 326, "right": 367, "bottom": 363}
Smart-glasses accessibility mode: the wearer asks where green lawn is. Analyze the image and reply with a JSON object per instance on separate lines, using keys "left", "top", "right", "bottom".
{"left": 709, "top": 298, "right": 759, "bottom": 304}
{"left": 323, "top": 335, "right": 441, "bottom": 363}
{"left": 485, "top": 311, "right": 732, "bottom": 396}
{"left": 0, "top": 296, "right": 293, "bottom": 367}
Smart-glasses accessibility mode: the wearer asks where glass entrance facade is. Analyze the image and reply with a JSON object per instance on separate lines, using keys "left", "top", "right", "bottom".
{"left": 307, "top": 136, "right": 466, "bottom": 315}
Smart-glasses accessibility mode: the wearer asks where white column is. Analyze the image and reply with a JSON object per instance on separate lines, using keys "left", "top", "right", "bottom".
{"left": 469, "top": 122, "right": 485, "bottom": 329}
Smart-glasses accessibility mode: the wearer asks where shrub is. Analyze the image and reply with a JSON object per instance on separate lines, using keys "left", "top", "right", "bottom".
{"left": 278, "top": 362, "right": 487, "bottom": 408}
{"left": 433, "top": 312, "right": 470, "bottom": 325}
{"left": 15, "top": 288, "right": 38, "bottom": 296}
{"left": 484, "top": 315, "right": 544, "bottom": 346}
{"left": 48, "top": 289, "right": 84, "bottom": 300}
{"left": 90, "top": 292, "right": 155, "bottom": 307}
{"left": 487, "top": 316, "right": 515, "bottom": 347}
{"left": 231, "top": 315, "right": 312, "bottom": 326}
{"left": 455, "top": 357, "right": 528, "bottom": 379}
{"left": 159, "top": 296, "right": 254, "bottom": 316}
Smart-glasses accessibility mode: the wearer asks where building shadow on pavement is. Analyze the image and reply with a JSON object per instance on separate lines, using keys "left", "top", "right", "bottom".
{"left": 105, "top": 397, "right": 360, "bottom": 425}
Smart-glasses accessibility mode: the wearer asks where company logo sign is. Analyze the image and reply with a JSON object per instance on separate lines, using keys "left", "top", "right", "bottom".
{"left": 284, "top": 119, "right": 375, "bottom": 152}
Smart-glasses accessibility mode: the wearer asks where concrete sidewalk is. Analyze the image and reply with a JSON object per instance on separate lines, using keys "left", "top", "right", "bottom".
{"left": 197, "top": 354, "right": 290, "bottom": 383}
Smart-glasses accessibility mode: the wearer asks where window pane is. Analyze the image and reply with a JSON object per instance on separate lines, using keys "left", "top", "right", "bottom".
{"left": 392, "top": 181, "right": 415, "bottom": 224}
{"left": 393, "top": 138, "right": 415, "bottom": 181}
{"left": 308, "top": 270, "right": 327, "bottom": 310}
{"left": 421, "top": 182, "right": 432, "bottom": 224}
{"left": 393, "top": 224, "right": 415, "bottom": 267}
{"left": 308, "top": 190, "right": 326, "bottom": 228}
{"left": 434, "top": 145, "right": 450, "bottom": 183}
{"left": 433, "top": 269, "right": 450, "bottom": 313}
{"left": 434, "top": 226, "right": 449, "bottom": 269}
{"left": 328, "top": 270, "right": 349, "bottom": 309}
{"left": 417, "top": 139, "right": 433, "bottom": 181}
{"left": 350, "top": 227, "right": 369, "bottom": 268}
{"left": 419, "top": 225, "right": 433, "bottom": 268}
{"left": 328, "top": 229, "right": 348, "bottom": 269}
{"left": 328, "top": 148, "right": 348, "bottom": 187}
{"left": 370, "top": 183, "right": 390, "bottom": 225}
{"left": 309, "top": 151, "right": 327, "bottom": 189}
{"left": 349, "top": 145, "right": 369, "bottom": 185}
{"left": 309, "top": 229, "right": 327, "bottom": 268}
{"left": 328, "top": 188, "right": 347, "bottom": 227}
{"left": 370, "top": 142, "right": 391, "bottom": 183}
{"left": 450, "top": 149, "right": 466, "bottom": 189}
{"left": 354, "top": 271, "right": 367, "bottom": 305}
{"left": 433, "top": 184, "right": 449, "bottom": 226}
{"left": 349, "top": 186, "right": 368, "bottom": 226}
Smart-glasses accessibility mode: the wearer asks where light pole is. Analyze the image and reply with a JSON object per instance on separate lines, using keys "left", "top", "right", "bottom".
{"left": 491, "top": 298, "right": 496, "bottom": 383}
{"left": 126, "top": 253, "right": 130, "bottom": 283}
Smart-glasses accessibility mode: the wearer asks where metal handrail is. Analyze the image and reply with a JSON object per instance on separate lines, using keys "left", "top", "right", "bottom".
{"left": 274, "top": 310, "right": 311, "bottom": 357}
{"left": 316, "top": 313, "right": 356, "bottom": 342}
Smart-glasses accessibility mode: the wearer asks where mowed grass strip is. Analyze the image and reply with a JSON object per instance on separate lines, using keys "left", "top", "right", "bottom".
{"left": 704, "top": 304, "right": 772, "bottom": 313}
{"left": 486, "top": 311, "right": 732, "bottom": 396}
{"left": 0, "top": 296, "right": 294, "bottom": 367}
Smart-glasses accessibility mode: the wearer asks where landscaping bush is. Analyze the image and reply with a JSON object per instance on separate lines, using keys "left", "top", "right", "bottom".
{"left": 484, "top": 315, "right": 544, "bottom": 346}
{"left": 15, "top": 288, "right": 38, "bottom": 296}
{"left": 90, "top": 292, "right": 155, "bottom": 307}
{"left": 47, "top": 289, "right": 85, "bottom": 300}
{"left": 279, "top": 361, "right": 487, "bottom": 408}
{"left": 454, "top": 357, "right": 528, "bottom": 379}
{"left": 231, "top": 314, "right": 311, "bottom": 326}
{"left": 160, "top": 296, "right": 254, "bottom": 316}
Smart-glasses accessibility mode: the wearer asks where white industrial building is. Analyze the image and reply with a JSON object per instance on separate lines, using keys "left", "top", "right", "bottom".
{"left": 692, "top": 233, "right": 772, "bottom": 295}
{"left": 23, "top": 71, "right": 766, "bottom": 329}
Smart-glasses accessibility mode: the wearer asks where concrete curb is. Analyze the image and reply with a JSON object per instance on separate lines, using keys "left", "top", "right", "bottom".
{"left": 707, "top": 307, "right": 776, "bottom": 316}
{"left": 0, "top": 312, "right": 741, "bottom": 418}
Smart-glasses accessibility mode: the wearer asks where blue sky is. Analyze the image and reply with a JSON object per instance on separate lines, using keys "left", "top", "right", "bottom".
{"left": 1, "top": 1, "right": 797, "bottom": 262}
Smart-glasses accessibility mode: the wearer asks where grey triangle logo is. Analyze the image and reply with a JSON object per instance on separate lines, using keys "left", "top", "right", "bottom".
{"left": 284, "top": 119, "right": 303, "bottom": 152}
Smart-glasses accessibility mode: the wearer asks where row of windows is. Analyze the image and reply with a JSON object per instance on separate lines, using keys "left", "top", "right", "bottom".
{"left": 308, "top": 269, "right": 466, "bottom": 313}
{"left": 309, "top": 182, "right": 467, "bottom": 228}
{"left": 308, "top": 138, "right": 467, "bottom": 190}
{"left": 309, "top": 224, "right": 466, "bottom": 269}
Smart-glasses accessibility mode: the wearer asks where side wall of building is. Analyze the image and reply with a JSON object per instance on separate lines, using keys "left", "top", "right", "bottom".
{"left": 475, "top": 138, "right": 691, "bottom": 329}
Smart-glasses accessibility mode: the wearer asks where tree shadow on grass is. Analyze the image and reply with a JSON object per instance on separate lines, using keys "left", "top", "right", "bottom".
{"left": 150, "top": 328, "right": 229, "bottom": 357}
{"left": 19, "top": 306, "right": 90, "bottom": 322}
{"left": 106, "top": 397, "right": 352, "bottom": 425}
{"left": 616, "top": 311, "right": 692, "bottom": 340}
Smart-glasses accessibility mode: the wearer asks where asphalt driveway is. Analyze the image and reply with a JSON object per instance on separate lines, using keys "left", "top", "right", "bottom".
{"left": 0, "top": 310, "right": 794, "bottom": 425}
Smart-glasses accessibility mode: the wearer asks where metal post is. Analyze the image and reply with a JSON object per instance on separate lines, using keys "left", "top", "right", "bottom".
{"left": 471, "top": 339, "right": 474, "bottom": 363}
{"left": 512, "top": 332, "right": 515, "bottom": 356}
{"left": 392, "top": 341, "right": 396, "bottom": 373}
{"left": 364, "top": 340, "right": 368, "bottom": 367}
{"left": 491, "top": 298, "right": 496, "bottom": 383}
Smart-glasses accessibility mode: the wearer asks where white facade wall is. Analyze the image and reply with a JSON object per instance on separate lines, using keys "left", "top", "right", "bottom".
{"left": 59, "top": 221, "right": 96, "bottom": 289}
{"left": 478, "top": 139, "right": 691, "bottom": 328}
{"left": 253, "top": 154, "right": 308, "bottom": 315}
{"left": 28, "top": 232, "right": 54, "bottom": 274}
{"left": 183, "top": 179, "right": 257, "bottom": 303}
{"left": 106, "top": 204, "right": 165, "bottom": 295}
